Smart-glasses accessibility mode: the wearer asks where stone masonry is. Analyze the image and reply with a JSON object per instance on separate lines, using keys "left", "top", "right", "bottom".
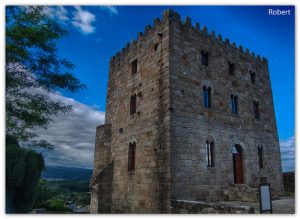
{"left": 90, "top": 9, "right": 284, "bottom": 213}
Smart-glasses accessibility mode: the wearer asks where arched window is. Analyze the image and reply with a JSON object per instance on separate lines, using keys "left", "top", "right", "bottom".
{"left": 231, "top": 94, "right": 238, "bottom": 114}
{"left": 128, "top": 142, "right": 136, "bottom": 171}
{"left": 258, "top": 146, "right": 263, "bottom": 169}
{"left": 253, "top": 101, "right": 260, "bottom": 119}
{"left": 201, "top": 51, "right": 209, "bottom": 66}
{"left": 206, "top": 141, "right": 214, "bottom": 167}
{"left": 203, "top": 86, "right": 212, "bottom": 108}
{"left": 130, "top": 94, "right": 137, "bottom": 115}
{"left": 250, "top": 71, "right": 256, "bottom": 84}
{"left": 228, "top": 61, "right": 235, "bottom": 75}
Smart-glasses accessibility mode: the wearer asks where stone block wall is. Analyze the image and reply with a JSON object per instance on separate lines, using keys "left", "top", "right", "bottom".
{"left": 90, "top": 124, "right": 112, "bottom": 213}
{"left": 90, "top": 161, "right": 113, "bottom": 213}
{"left": 168, "top": 10, "right": 283, "bottom": 202}
{"left": 171, "top": 200, "right": 255, "bottom": 214}
{"left": 101, "top": 10, "right": 173, "bottom": 213}
{"left": 226, "top": 185, "right": 259, "bottom": 202}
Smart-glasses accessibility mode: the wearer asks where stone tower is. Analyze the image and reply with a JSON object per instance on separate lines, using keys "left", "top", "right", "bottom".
{"left": 90, "top": 9, "right": 283, "bottom": 213}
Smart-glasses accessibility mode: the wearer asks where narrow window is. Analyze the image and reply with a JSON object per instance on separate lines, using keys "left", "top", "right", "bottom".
{"left": 228, "top": 62, "right": 235, "bottom": 75}
{"left": 201, "top": 51, "right": 209, "bottom": 66}
{"left": 131, "top": 59, "right": 138, "bottom": 75}
{"left": 207, "top": 88, "right": 212, "bottom": 108}
{"left": 130, "top": 94, "right": 136, "bottom": 115}
{"left": 253, "top": 101, "right": 260, "bottom": 119}
{"left": 231, "top": 95, "right": 238, "bottom": 114}
{"left": 258, "top": 146, "right": 263, "bottom": 169}
{"left": 203, "top": 86, "right": 212, "bottom": 108}
{"left": 206, "top": 141, "right": 214, "bottom": 167}
{"left": 128, "top": 142, "right": 136, "bottom": 171}
{"left": 250, "top": 71, "right": 256, "bottom": 84}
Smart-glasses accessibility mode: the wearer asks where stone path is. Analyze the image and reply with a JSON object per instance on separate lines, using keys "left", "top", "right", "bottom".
{"left": 220, "top": 196, "right": 295, "bottom": 214}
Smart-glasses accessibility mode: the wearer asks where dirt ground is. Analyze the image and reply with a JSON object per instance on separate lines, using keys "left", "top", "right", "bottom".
{"left": 220, "top": 196, "right": 295, "bottom": 214}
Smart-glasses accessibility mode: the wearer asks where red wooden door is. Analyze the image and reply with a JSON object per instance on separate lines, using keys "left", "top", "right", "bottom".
{"left": 234, "top": 153, "right": 244, "bottom": 184}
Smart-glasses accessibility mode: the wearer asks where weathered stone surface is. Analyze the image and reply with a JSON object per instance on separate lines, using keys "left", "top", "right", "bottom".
{"left": 90, "top": 9, "right": 283, "bottom": 213}
{"left": 90, "top": 124, "right": 112, "bottom": 213}
{"left": 171, "top": 200, "right": 255, "bottom": 214}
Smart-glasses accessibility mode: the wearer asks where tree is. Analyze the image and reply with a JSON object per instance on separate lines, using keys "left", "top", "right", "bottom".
{"left": 6, "top": 135, "right": 45, "bottom": 213}
{"left": 5, "top": 6, "right": 85, "bottom": 213}
{"left": 6, "top": 6, "right": 85, "bottom": 147}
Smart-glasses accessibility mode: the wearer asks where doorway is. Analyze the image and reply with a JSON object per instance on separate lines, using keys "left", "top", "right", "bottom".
{"left": 232, "top": 145, "right": 244, "bottom": 184}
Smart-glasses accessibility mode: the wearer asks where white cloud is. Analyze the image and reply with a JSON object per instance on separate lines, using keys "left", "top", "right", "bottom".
{"left": 280, "top": 135, "right": 295, "bottom": 172}
{"left": 99, "top": 6, "right": 118, "bottom": 15}
{"left": 32, "top": 92, "right": 105, "bottom": 168}
{"left": 44, "top": 6, "right": 69, "bottom": 23}
{"left": 72, "top": 6, "right": 96, "bottom": 34}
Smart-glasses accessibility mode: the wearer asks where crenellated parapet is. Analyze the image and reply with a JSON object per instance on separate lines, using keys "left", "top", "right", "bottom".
{"left": 109, "top": 9, "right": 268, "bottom": 69}
{"left": 166, "top": 9, "right": 267, "bottom": 64}
{"left": 109, "top": 13, "right": 168, "bottom": 69}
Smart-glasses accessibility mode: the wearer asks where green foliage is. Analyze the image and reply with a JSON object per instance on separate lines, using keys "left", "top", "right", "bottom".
{"left": 6, "top": 139, "right": 26, "bottom": 188}
{"left": 14, "top": 150, "right": 45, "bottom": 212}
{"left": 44, "top": 198, "right": 71, "bottom": 212}
{"left": 6, "top": 135, "right": 45, "bottom": 213}
{"left": 5, "top": 6, "right": 85, "bottom": 146}
{"left": 5, "top": 6, "right": 86, "bottom": 213}
{"left": 33, "top": 179, "right": 90, "bottom": 212}
{"left": 34, "top": 179, "right": 59, "bottom": 208}
{"left": 56, "top": 180, "right": 90, "bottom": 193}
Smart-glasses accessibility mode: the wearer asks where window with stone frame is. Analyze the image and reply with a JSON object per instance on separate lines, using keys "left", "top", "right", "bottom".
{"left": 258, "top": 146, "right": 263, "bottom": 169}
{"left": 253, "top": 100, "right": 260, "bottom": 119}
{"left": 206, "top": 141, "right": 214, "bottom": 167}
{"left": 130, "top": 94, "right": 137, "bottom": 115}
{"left": 201, "top": 51, "right": 209, "bottom": 66}
{"left": 203, "top": 86, "right": 212, "bottom": 108}
{"left": 128, "top": 142, "right": 136, "bottom": 171}
{"left": 228, "top": 61, "right": 235, "bottom": 75}
{"left": 250, "top": 71, "right": 256, "bottom": 84}
{"left": 131, "top": 59, "right": 138, "bottom": 75}
{"left": 231, "top": 94, "right": 238, "bottom": 114}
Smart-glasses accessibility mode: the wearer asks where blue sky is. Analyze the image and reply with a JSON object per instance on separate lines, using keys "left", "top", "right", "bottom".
{"left": 36, "top": 6, "right": 294, "bottom": 172}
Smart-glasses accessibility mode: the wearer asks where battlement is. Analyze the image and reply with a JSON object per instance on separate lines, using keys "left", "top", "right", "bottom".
{"left": 109, "top": 11, "right": 167, "bottom": 68}
{"left": 109, "top": 9, "right": 268, "bottom": 68}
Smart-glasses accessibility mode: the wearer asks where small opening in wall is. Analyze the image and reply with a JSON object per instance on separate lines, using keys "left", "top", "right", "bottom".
{"left": 228, "top": 61, "right": 235, "bottom": 75}
{"left": 201, "top": 51, "right": 209, "bottom": 66}
{"left": 231, "top": 94, "right": 238, "bottom": 114}
{"left": 128, "top": 142, "right": 136, "bottom": 171}
{"left": 154, "top": 43, "right": 159, "bottom": 51}
{"left": 250, "top": 71, "right": 256, "bottom": 84}
{"left": 258, "top": 146, "right": 263, "bottom": 169}
{"left": 131, "top": 59, "right": 138, "bottom": 75}
{"left": 203, "top": 86, "right": 212, "bottom": 108}
{"left": 206, "top": 141, "right": 214, "bottom": 167}
{"left": 130, "top": 94, "right": 137, "bottom": 115}
{"left": 253, "top": 101, "right": 260, "bottom": 120}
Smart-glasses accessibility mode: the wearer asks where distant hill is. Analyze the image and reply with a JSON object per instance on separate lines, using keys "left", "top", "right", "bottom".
{"left": 42, "top": 166, "right": 93, "bottom": 181}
